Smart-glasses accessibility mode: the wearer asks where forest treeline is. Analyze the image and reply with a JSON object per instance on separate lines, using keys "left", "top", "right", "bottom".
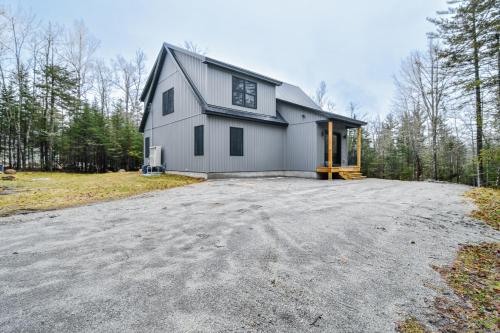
{"left": 0, "top": 7, "right": 145, "bottom": 172}
{"left": 346, "top": 0, "right": 498, "bottom": 187}
{"left": 1, "top": 1, "right": 498, "bottom": 186}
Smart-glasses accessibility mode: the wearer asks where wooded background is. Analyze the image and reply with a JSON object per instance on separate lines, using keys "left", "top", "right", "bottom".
{"left": 0, "top": 8, "right": 145, "bottom": 172}
{"left": 0, "top": 0, "right": 498, "bottom": 186}
{"left": 322, "top": 0, "right": 498, "bottom": 187}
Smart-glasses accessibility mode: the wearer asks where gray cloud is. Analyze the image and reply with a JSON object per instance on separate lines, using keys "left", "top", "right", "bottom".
{"left": 6, "top": 0, "right": 447, "bottom": 118}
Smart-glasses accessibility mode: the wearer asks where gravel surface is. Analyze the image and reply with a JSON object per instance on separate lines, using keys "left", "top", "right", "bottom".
{"left": 0, "top": 178, "right": 498, "bottom": 332}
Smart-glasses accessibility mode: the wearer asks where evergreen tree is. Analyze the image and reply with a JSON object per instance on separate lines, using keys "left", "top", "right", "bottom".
{"left": 430, "top": 0, "right": 498, "bottom": 186}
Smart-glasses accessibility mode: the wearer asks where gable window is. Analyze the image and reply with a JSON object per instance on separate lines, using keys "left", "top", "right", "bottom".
{"left": 230, "top": 127, "right": 244, "bottom": 156}
{"left": 194, "top": 125, "right": 204, "bottom": 156}
{"left": 145, "top": 137, "right": 150, "bottom": 158}
{"left": 162, "top": 88, "right": 174, "bottom": 115}
{"left": 232, "top": 77, "right": 257, "bottom": 109}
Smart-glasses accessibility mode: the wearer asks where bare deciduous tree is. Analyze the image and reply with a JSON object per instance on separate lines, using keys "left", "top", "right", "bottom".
{"left": 94, "top": 59, "right": 113, "bottom": 116}
{"left": 113, "top": 50, "right": 146, "bottom": 123}
{"left": 313, "top": 81, "right": 336, "bottom": 112}
{"left": 399, "top": 40, "right": 448, "bottom": 180}
{"left": 4, "top": 8, "right": 36, "bottom": 168}
{"left": 183, "top": 40, "right": 207, "bottom": 55}
{"left": 61, "top": 20, "right": 99, "bottom": 108}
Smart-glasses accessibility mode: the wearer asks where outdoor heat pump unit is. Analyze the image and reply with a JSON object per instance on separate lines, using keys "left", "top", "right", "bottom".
{"left": 149, "top": 146, "right": 162, "bottom": 167}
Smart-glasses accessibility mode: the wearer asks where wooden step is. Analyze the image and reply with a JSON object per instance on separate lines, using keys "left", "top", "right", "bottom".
{"left": 338, "top": 171, "right": 366, "bottom": 180}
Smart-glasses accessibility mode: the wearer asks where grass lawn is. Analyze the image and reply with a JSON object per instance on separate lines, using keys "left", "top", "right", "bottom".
{"left": 398, "top": 187, "right": 499, "bottom": 333}
{"left": 0, "top": 171, "right": 202, "bottom": 216}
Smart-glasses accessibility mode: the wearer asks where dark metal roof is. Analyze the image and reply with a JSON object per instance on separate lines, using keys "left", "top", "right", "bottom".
{"left": 139, "top": 44, "right": 210, "bottom": 132}
{"left": 139, "top": 42, "right": 366, "bottom": 132}
{"left": 203, "top": 57, "right": 282, "bottom": 86}
{"left": 277, "top": 99, "right": 367, "bottom": 127}
{"left": 139, "top": 47, "right": 168, "bottom": 132}
{"left": 204, "top": 105, "right": 288, "bottom": 127}
{"left": 169, "top": 47, "right": 206, "bottom": 107}
{"left": 276, "top": 83, "right": 321, "bottom": 110}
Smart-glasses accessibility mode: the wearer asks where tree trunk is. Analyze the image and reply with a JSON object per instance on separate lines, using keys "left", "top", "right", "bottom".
{"left": 472, "top": 7, "right": 484, "bottom": 186}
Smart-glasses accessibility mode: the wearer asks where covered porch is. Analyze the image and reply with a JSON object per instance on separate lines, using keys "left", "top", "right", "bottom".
{"left": 316, "top": 118, "right": 365, "bottom": 180}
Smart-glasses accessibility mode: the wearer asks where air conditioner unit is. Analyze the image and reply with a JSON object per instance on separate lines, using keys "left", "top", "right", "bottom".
{"left": 149, "top": 146, "right": 162, "bottom": 167}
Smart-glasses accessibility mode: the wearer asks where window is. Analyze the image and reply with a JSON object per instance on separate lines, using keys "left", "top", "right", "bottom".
{"left": 194, "top": 125, "right": 204, "bottom": 156}
{"left": 162, "top": 88, "right": 174, "bottom": 115}
{"left": 230, "top": 127, "right": 244, "bottom": 156}
{"left": 145, "top": 137, "right": 150, "bottom": 158}
{"left": 232, "top": 77, "right": 257, "bottom": 109}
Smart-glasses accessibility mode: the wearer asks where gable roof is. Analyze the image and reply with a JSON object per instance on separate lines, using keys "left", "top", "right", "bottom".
{"left": 276, "top": 83, "right": 366, "bottom": 127}
{"left": 276, "top": 83, "right": 322, "bottom": 110}
{"left": 205, "top": 105, "right": 288, "bottom": 126}
{"left": 139, "top": 42, "right": 366, "bottom": 132}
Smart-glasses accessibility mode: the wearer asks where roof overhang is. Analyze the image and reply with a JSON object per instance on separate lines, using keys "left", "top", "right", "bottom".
{"left": 316, "top": 118, "right": 366, "bottom": 128}
{"left": 277, "top": 99, "right": 366, "bottom": 127}
{"left": 139, "top": 43, "right": 208, "bottom": 132}
{"left": 203, "top": 104, "right": 288, "bottom": 127}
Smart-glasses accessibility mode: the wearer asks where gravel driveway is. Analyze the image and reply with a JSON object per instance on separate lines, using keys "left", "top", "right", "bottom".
{"left": 0, "top": 178, "right": 497, "bottom": 332}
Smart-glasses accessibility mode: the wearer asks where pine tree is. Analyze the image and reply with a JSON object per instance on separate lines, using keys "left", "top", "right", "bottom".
{"left": 430, "top": 0, "right": 498, "bottom": 186}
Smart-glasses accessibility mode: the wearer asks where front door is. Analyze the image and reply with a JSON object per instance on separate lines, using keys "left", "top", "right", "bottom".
{"left": 324, "top": 132, "right": 341, "bottom": 166}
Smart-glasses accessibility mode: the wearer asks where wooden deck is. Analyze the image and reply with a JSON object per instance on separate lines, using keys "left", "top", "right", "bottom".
{"left": 322, "top": 119, "right": 364, "bottom": 180}
{"left": 316, "top": 166, "right": 366, "bottom": 180}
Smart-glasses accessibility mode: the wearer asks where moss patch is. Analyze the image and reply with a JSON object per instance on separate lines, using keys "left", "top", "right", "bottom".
{"left": 434, "top": 243, "right": 499, "bottom": 332}
{"left": 465, "top": 188, "right": 499, "bottom": 230}
{"left": 396, "top": 317, "right": 428, "bottom": 333}
{"left": 0, "top": 172, "right": 202, "bottom": 216}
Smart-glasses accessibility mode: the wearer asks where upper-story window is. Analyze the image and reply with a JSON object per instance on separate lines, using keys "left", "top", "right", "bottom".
{"left": 162, "top": 88, "right": 174, "bottom": 115}
{"left": 232, "top": 77, "right": 257, "bottom": 109}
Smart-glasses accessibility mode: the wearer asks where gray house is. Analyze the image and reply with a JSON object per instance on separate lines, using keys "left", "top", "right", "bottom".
{"left": 139, "top": 43, "right": 366, "bottom": 180}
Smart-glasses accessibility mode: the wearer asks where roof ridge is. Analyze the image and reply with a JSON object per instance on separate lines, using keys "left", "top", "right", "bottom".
{"left": 163, "top": 42, "right": 206, "bottom": 60}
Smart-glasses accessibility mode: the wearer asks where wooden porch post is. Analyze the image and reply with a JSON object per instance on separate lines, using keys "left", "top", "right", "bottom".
{"left": 357, "top": 127, "right": 362, "bottom": 169}
{"left": 328, "top": 120, "right": 333, "bottom": 180}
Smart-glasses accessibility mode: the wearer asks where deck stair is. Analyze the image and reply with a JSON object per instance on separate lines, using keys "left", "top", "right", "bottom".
{"left": 316, "top": 166, "right": 366, "bottom": 180}
{"left": 338, "top": 170, "right": 366, "bottom": 180}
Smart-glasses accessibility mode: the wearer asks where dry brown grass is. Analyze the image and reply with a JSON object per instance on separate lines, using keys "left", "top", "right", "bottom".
{"left": 0, "top": 171, "right": 202, "bottom": 216}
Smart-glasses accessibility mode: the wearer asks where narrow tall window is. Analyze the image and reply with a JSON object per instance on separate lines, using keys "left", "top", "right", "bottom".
{"left": 194, "top": 125, "right": 204, "bottom": 156}
{"left": 145, "top": 137, "right": 150, "bottom": 158}
{"left": 230, "top": 127, "right": 244, "bottom": 156}
{"left": 232, "top": 77, "right": 257, "bottom": 109}
{"left": 162, "top": 88, "right": 174, "bottom": 115}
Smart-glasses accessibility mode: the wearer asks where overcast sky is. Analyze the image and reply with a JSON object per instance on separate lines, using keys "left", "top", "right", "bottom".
{"left": 3, "top": 0, "right": 447, "bottom": 118}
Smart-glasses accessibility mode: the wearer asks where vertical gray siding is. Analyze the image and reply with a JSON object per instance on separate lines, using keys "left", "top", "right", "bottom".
{"left": 142, "top": 47, "right": 358, "bottom": 175}
{"left": 278, "top": 102, "right": 325, "bottom": 171}
{"left": 206, "top": 66, "right": 276, "bottom": 117}
{"left": 144, "top": 114, "right": 208, "bottom": 172}
{"left": 143, "top": 52, "right": 208, "bottom": 172}
{"left": 283, "top": 122, "right": 318, "bottom": 171}
{"left": 207, "top": 117, "right": 285, "bottom": 172}
{"left": 174, "top": 51, "right": 208, "bottom": 98}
